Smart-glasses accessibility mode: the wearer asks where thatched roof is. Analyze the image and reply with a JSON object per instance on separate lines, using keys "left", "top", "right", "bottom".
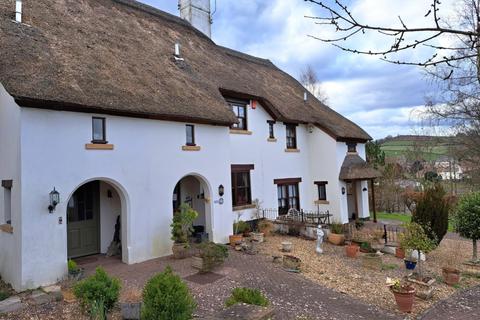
{"left": 0, "top": 0, "right": 371, "bottom": 140}
{"left": 339, "top": 153, "right": 382, "bottom": 180}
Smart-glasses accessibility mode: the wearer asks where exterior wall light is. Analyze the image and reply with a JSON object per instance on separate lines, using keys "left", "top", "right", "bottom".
{"left": 363, "top": 187, "right": 368, "bottom": 192}
{"left": 48, "top": 187, "right": 60, "bottom": 213}
{"left": 341, "top": 187, "right": 346, "bottom": 195}
{"left": 218, "top": 184, "right": 225, "bottom": 197}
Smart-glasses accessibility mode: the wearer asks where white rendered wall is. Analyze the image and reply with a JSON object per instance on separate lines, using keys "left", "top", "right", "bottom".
{"left": 0, "top": 84, "right": 22, "bottom": 290}
{"left": 99, "top": 182, "right": 121, "bottom": 253}
{"left": 19, "top": 108, "right": 233, "bottom": 289}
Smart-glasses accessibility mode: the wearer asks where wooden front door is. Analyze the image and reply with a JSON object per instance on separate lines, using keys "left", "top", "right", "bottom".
{"left": 67, "top": 181, "right": 100, "bottom": 258}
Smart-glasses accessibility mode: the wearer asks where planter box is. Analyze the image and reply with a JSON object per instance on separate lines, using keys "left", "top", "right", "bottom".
{"left": 172, "top": 243, "right": 189, "bottom": 259}
{"left": 283, "top": 255, "right": 301, "bottom": 271}
{"left": 120, "top": 302, "right": 142, "bottom": 320}
{"left": 192, "top": 256, "right": 204, "bottom": 270}
{"left": 362, "top": 253, "right": 382, "bottom": 270}
{"left": 281, "top": 241, "right": 293, "bottom": 252}
{"left": 328, "top": 233, "right": 345, "bottom": 245}
{"left": 406, "top": 276, "right": 436, "bottom": 300}
{"left": 250, "top": 232, "right": 264, "bottom": 243}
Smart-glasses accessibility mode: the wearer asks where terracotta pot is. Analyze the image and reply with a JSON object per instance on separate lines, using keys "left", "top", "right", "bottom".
{"left": 328, "top": 233, "right": 345, "bottom": 245}
{"left": 391, "top": 287, "right": 415, "bottom": 313}
{"left": 172, "top": 243, "right": 189, "bottom": 259}
{"left": 258, "top": 221, "right": 274, "bottom": 236}
{"left": 281, "top": 241, "right": 293, "bottom": 252}
{"left": 345, "top": 244, "right": 359, "bottom": 258}
{"left": 395, "top": 248, "right": 405, "bottom": 259}
{"left": 442, "top": 267, "right": 461, "bottom": 286}
{"left": 362, "top": 253, "right": 382, "bottom": 270}
{"left": 229, "top": 234, "right": 243, "bottom": 247}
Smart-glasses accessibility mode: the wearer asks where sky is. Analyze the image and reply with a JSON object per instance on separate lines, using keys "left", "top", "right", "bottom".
{"left": 141, "top": 0, "right": 458, "bottom": 139}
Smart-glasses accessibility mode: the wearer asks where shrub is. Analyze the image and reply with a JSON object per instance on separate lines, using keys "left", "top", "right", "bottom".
{"left": 400, "top": 222, "right": 436, "bottom": 276}
{"left": 197, "top": 242, "right": 228, "bottom": 273}
{"left": 0, "top": 290, "right": 9, "bottom": 301}
{"left": 73, "top": 267, "right": 121, "bottom": 314}
{"left": 225, "top": 287, "right": 269, "bottom": 307}
{"left": 412, "top": 183, "right": 451, "bottom": 245}
{"left": 142, "top": 266, "right": 196, "bottom": 320}
{"left": 329, "top": 222, "right": 344, "bottom": 234}
{"left": 233, "top": 220, "right": 250, "bottom": 235}
{"left": 453, "top": 192, "right": 480, "bottom": 262}
{"left": 68, "top": 259, "right": 79, "bottom": 273}
{"left": 171, "top": 203, "right": 198, "bottom": 244}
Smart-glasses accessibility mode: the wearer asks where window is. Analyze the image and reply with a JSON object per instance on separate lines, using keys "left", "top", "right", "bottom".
{"left": 1, "top": 180, "right": 12, "bottom": 225}
{"left": 92, "top": 117, "right": 107, "bottom": 143}
{"left": 231, "top": 165, "right": 254, "bottom": 207}
{"left": 347, "top": 142, "right": 357, "bottom": 153}
{"left": 274, "top": 178, "right": 301, "bottom": 215}
{"left": 315, "top": 181, "right": 328, "bottom": 201}
{"left": 186, "top": 124, "right": 195, "bottom": 146}
{"left": 228, "top": 99, "right": 248, "bottom": 130}
{"left": 267, "top": 121, "right": 275, "bottom": 139}
{"left": 285, "top": 124, "right": 297, "bottom": 149}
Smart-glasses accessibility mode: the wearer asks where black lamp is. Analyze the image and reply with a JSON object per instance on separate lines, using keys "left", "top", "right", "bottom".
{"left": 341, "top": 187, "right": 346, "bottom": 195}
{"left": 218, "top": 184, "right": 225, "bottom": 197}
{"left": 48, "top": 187, "right": 60, "bottom": 213}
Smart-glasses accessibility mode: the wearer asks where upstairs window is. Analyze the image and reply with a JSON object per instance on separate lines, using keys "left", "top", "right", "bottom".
{"left": 186, "top": 124, "right": 195, "bottom": 146}
{"left": 315, "top": 181, "right": 328, "bottom": 201}
{"left": 347, "top": 142, "right": 357, "bottom": 153}
{"left": 228, "top": 99, "right": 248, "bottom": 130}
{"left": 268, "top": 121, "right": 275, "bottom": 139}
{"left": 286, "top": 124, "right": 297, "bottom": 149}
{"left": 92, "top": 117, "right": 107, "bottom": 144}
{"left": 231, "top": 165, "right": 254, "bottom": 207}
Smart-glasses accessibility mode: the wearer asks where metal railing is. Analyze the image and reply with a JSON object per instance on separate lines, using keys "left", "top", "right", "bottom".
{"left": 261, "top": 208, "right": 332, "bottom": 225}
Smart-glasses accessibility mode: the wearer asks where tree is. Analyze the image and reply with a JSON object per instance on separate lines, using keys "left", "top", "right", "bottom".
{"left": 454, "top": 191, "right": 480, "bottom": 262}
{"left": 299, "top": 65, "right": 328, "bottom": 104}
{"left": 366, "top": 141, "right": 385, "bottom": 169}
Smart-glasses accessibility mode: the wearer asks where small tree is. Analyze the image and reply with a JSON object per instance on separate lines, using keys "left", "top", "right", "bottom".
{"left": 171, "top": 203, "right": 198, "bottom": 245}
{"left": 412, "top": 183, "right": 451, "bottom": 245}
{"left": 400, "top": 222, "right": 437, "bottom": 277}
{"left": 453, "top": 192, "right": 480, "bottom": 262}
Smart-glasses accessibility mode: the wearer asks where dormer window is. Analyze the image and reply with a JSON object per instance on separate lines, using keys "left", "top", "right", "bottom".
{"left": 267, "top": 120, "right": 275, "bottom": 139}
{"left": 285, "top": 124, "right": 297, "bottom": 149}
{"left": 228, "top": 99, "right": 248, "bottom": 131}
{"left": 186, "top": 124, "right": 195, "bottom": 146}
{"left": 347, "top": 142, "right": 357, "bottom": 153}
{"left": 92, "top": 117, "right": 107, "bottom": 144}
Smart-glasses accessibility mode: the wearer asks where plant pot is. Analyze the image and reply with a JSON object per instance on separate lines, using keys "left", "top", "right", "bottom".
{"left": 406, "top": 276, "right": 436, "bottom": 300}
{"left": 120, "top": 302, "right": 142, "bottom": 320}
{"left": 229, "top": 234, "right": 243, "bottom": 247}
{"left": 442, "top": 267, "right": 461, "bottom": 286}
{"left": 192, "top": 256, "right": 204, "bottom": 270}
{"left": 391, "top": 287, "right": 415, "bottom": 313}
{"left": 172, "top": 243, "right": 189, "bottom": 259}
{"left": 404, "top": 260, "right": 417, "bottom": 270}
{"left": 362, "top": 253, "right": 382, "bottom": 270}
{"left": 345, "top": 244, "right": 359, "bottom": 258}
{"left": 281, "top": 241, "right": 293, "bottom": 252}
{"left": 328, "top": 233, "right": 345, "bottom": 245}
{"left": 283, "top": 255, "right": 301, "bottom": 271}
{"left": 250, "top": 232, "right": 264, "bottom": 243}
{"left": 258, "top": 221, "right": 274, "bottom": 236}
{"left": 68, "top": 268, "right": 84, "bottom": 281}
{"left": 395, "top": 248, "right": 405, "bottom": 259}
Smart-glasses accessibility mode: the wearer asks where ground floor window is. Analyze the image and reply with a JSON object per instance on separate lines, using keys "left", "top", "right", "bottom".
{"left": 231, "top": 164, "right": 254, "bottom": 207}
{"left": 315, "top": 181, "right": 328, "bottom": 201}
{"left": 1, "top": 180, "right": 12, "bottom": 224}
{"left": 274, "top": 178, "right": 301, "bottom": 215}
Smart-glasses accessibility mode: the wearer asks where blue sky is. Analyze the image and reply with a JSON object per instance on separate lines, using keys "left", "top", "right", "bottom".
{"left": 141, "top": 0, "right": 456, "bottom": 139}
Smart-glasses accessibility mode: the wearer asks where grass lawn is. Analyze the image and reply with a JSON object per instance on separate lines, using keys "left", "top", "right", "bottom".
{"left": 372, "top": 212, "right": 455, "bottom": 232}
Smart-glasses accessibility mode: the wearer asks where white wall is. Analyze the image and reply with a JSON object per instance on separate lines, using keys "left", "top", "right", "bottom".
{"left": 18, "top": 108, "right": 233, "bottom": 290}
{"left": 0, "top": 84, "right": 22, "bottom": 289}
{"left": 99, "top": 181, "right": 121, "bottom": 253}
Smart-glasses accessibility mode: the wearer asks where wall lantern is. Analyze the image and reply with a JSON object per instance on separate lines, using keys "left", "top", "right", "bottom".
{"left": 218, "top": 184, "right": 225, "bottom": 197}
{"left": 341, "top": 187, "right": 346, "bottom": 195}
{"left": 48, "top": 187, "right": 60, "bottom": 213}
{"left": 363, "top": 187, "right": 368, "bottom": 192}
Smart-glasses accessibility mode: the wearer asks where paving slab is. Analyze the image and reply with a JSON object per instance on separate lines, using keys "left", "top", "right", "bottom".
{"left": 0, "top": 296, "right": 25, "bottom": 314}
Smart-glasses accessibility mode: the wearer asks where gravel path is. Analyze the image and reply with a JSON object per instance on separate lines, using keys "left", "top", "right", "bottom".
{"left": 419, "top": 284, "right": 480, "bottom": 320}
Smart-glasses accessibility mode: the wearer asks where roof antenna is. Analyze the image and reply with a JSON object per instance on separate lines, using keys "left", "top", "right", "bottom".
{"left": 15, "top": 0, "right": 22, "bottom": 23}
{"left": 174, "top": 43, "right": 184, "bottom": 61}
{"left": 210, "top": 0, "right": 217, "bottom": 24}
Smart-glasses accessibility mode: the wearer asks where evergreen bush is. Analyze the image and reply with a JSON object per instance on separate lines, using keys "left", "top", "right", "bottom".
{"left": 225, "top": 287, "right": 269, "bottom": 307}
{"left": 197, "top": 242, "right": 228, "bottom": 273}
{"left": 142, "top": 266, "right": 196, "bottom": 320}
{"left": 453, "top": 192, "right": 480, "bottom": 262}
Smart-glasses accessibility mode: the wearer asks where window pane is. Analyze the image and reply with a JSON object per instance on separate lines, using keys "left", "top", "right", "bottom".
{"left": 186, "top": 125, "right": 194, "bottom": 145}
{"left": 92, "top": 118, "right": 104, "bottom": 141}
{"left": 318, "top": 184, "right": 327, "bottom": 200}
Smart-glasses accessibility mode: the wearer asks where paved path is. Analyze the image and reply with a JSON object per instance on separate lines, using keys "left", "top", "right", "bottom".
{"left": 419, "top": 284, "right": 480, "bottom": 320}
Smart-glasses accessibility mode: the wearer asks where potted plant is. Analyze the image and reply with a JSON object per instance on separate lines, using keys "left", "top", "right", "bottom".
{"left": 230, "top": 214, "right": 247, "bottom": 247}
{"left": 192, "top": 242, "right": 229, "bottom": 273}
{"left": 258, "top": 219, "right": 274, "bottom": 236}
{"left": 386, "top": 278, "right": 416, "bottom": 313}
{"left": 327, "top": 222, "right": 345, "bottom": 245}
{"left": 404, "top": 257, "right": 417, "bottom": 271}
{"left": 171, "top": 203, "right": 198, "bottom": 259}
{"left": 395, "top": 247, "right": 405, "bottom": 259}
{"left": 441, "top": 240, "right": 463, "bottom": 286}
{"left": 370, "top": 229, "right": 385, "bottom": 253}
{"left": 400, "top": 222, "right": 437, "bottom": 300}
{"left": 362, "top": 253, "right": 382, "bottom": 270}
{"left": 67, "top": 259, "right": 84, "bottom": 281}
{"left": 345, "top": 242, "right": 359, "bottom": 258}
{"left": 120, "top": 288, "right": 142, "bottom": 320}
{"left": 282, "top": 255, "right": 301, "bottom": 271}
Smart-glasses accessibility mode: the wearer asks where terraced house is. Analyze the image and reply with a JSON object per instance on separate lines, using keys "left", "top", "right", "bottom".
{"left": 0, "top": 0, "right": 378, "bottom": 290}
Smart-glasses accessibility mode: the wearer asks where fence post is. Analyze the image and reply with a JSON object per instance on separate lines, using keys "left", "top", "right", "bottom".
{"left": 301, "top": 209, "right": 304, "bottom": 223}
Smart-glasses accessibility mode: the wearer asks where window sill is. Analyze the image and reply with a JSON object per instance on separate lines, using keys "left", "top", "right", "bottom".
{"left": 233, "top": 204, "right": 256, "bottom": 211}
{"left": 230, "top": 129, "right": 252, "bottom": 135}
{"left": 0, "top": 224, "right": 13, "bottom": 234}
{"left": 267, "top": 138, "right": 277, "bottom": 142}
{"left": 85, "top": 143, "right": 114, "bottom": 150}
{"left": 182, "top": 145, "right": 201, "bottom": 151}
{"left": 315, "top": 200, "right": 330, "bottom": 205}
{"left": 285, "top": 148, "right": 300, "bottom": 153}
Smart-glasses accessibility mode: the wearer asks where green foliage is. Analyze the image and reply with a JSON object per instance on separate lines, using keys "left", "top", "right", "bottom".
{"left": 89, "top": 298, "right": 106, "bottom": 320}
{"left": 329, "top": 222, "right": 344, "bottom": 234}
{"left": 453, "top": 192, "right": 480, "bottom": 261}
{"left": 225, "top": 287, "right": 269, "bottom": 307}
{"left": 412, "top": 183, "right": 450, "bottom": 245}
{"left": 68, "top": 259, "right": 79, "bottom": 273}
{"left": 0, "top": 290, "right": 9, "bottom": 301}
{"left": 197, "top": 242, "right": 229, "bottom": 273}
{"left": 366, "top": 141, "right": 385, "bottom": 169}
{"left": 73, "top": 267, "right": 121, "bottom": 314}
{"left": 424, "top": 171, "right": 442, "bottom": 182}
{"left": 233, "top": 220, "right": 250, "bottom": 235}
{"left": 171, "top": 203, "right": 198, "bottom": 244}
{"left": 142, "top": 266, "right": 196, "bottom": 320}
{"left": 400, "top": 222, "right": 436, "bottom": 254}
{"left": 381, "top": 263, "right": 398, "bottom": 270}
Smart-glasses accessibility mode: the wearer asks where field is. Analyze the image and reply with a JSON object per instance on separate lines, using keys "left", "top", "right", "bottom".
{"left": 373, "top": 211, "right": 455, "bottom": 232}
{"left": 379, "top": 137, "right": 453, "bottom": 161}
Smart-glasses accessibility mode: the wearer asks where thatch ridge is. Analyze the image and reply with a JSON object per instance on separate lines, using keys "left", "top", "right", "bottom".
{"left": 339, "top": 153, "right": 382, "bottom": 180}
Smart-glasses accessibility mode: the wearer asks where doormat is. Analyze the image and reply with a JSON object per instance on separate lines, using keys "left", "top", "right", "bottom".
{"left": 184, "top": 272, "right": 224, "bottom": 285}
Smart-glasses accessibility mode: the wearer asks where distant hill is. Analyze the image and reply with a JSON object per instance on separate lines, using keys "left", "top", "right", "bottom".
{"left": 378, "top": 135, "right": 458, "bottom": 161}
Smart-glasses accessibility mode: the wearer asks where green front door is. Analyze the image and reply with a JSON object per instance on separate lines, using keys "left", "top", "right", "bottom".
{"left": 67, "top": 181, "right": 100, "bottom": 258}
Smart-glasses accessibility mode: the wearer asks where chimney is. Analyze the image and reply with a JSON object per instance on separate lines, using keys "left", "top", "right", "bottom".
{"left": 15, "top": 0, "right": 22, "bottom": 23}
{"left": 178, "top": 0, "right": 212, "bottom": 38}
